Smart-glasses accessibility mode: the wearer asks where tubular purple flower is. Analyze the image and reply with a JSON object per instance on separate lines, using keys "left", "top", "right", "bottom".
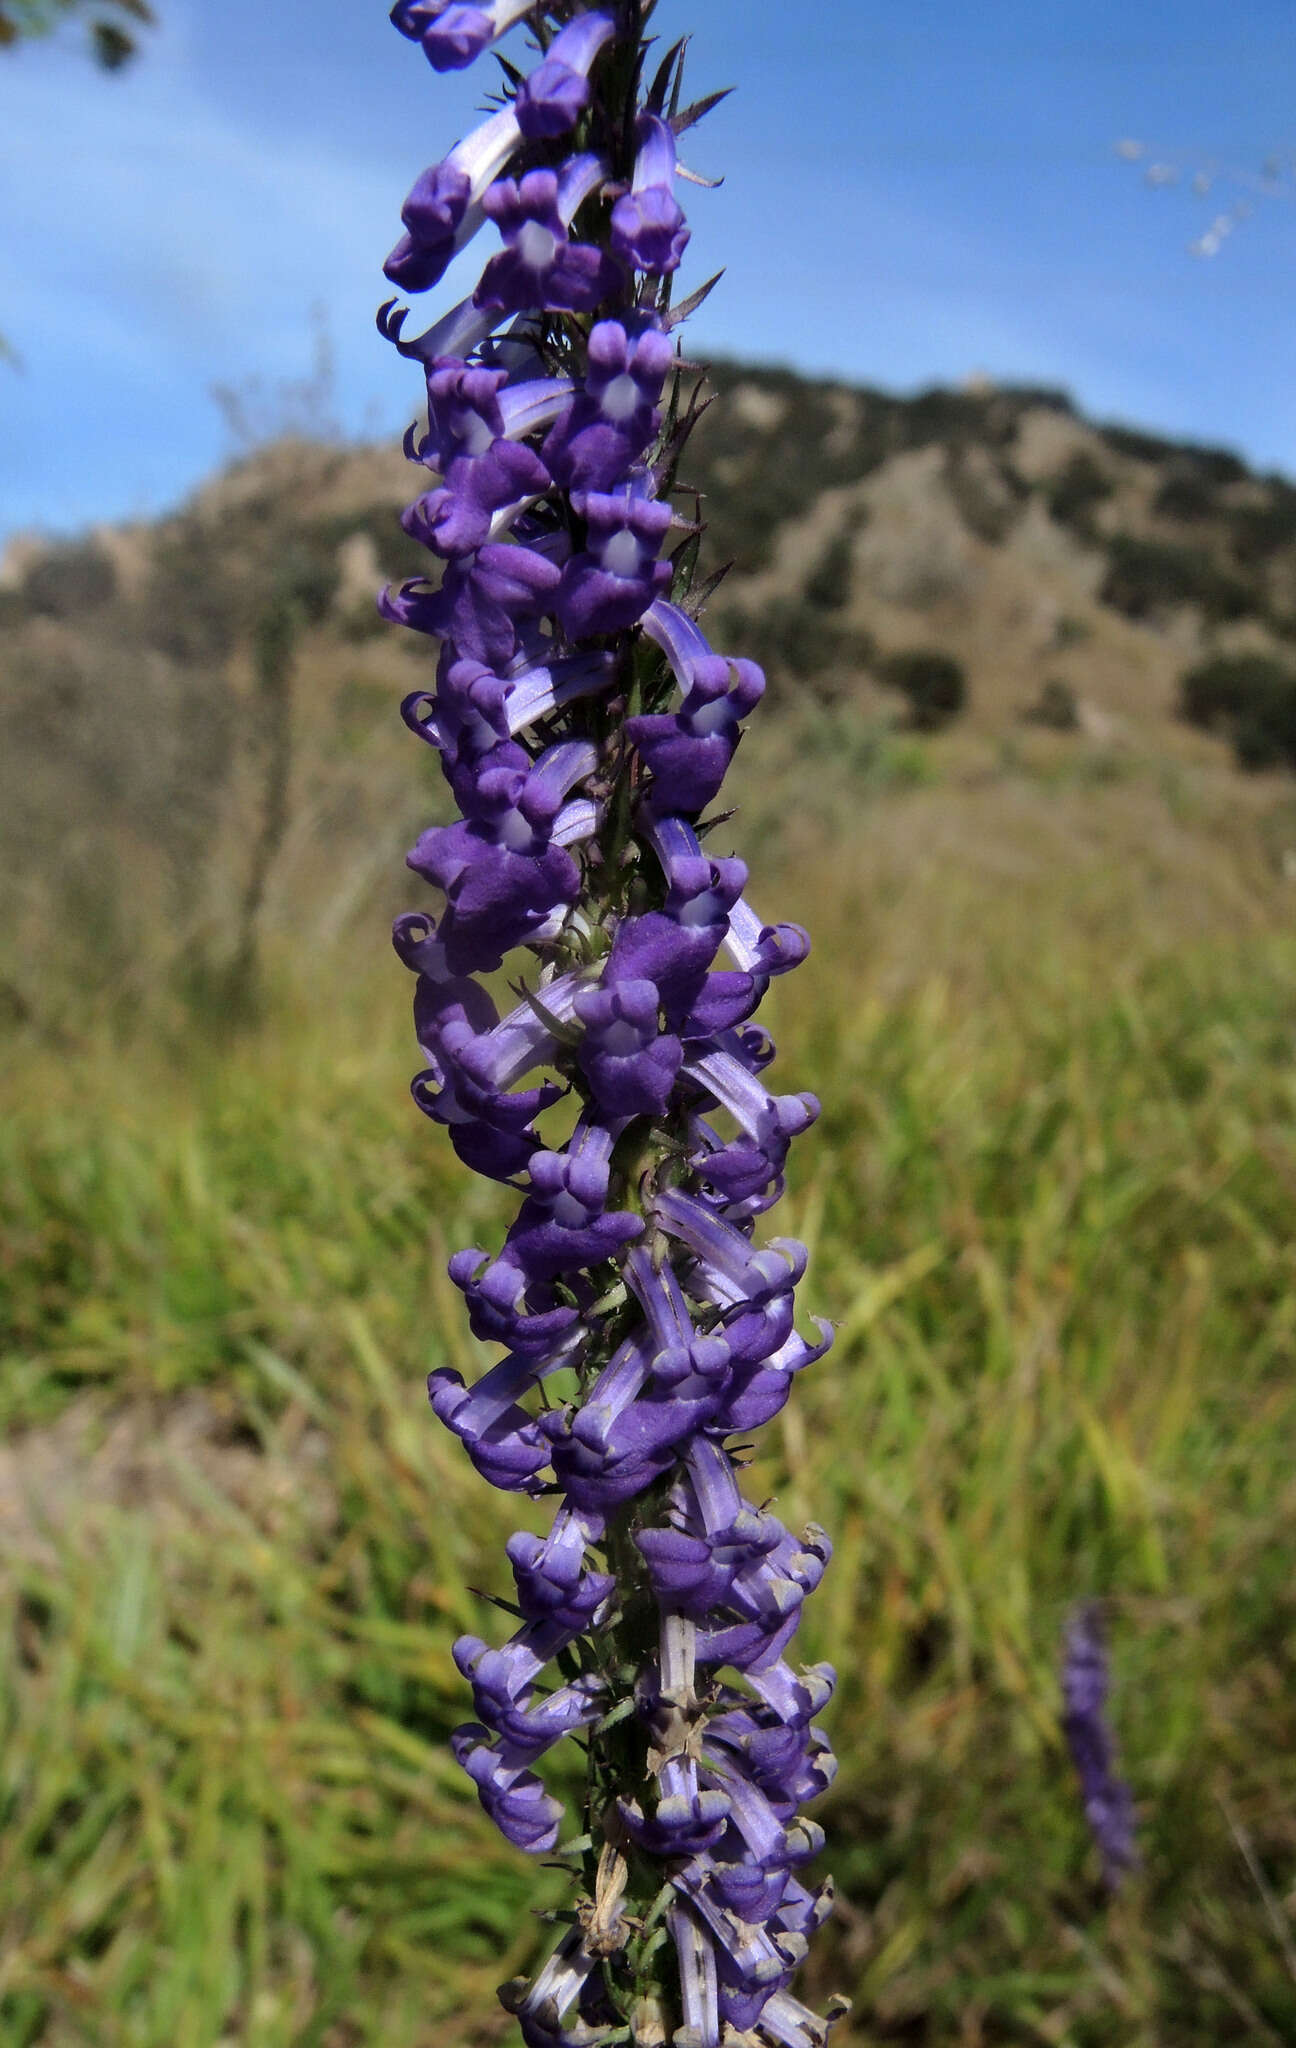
{"left": 501, "top": 1925, "right": 606, "bottom": 2045}
{"left": 451, "top": 1724, "right": 566, "bottom": 1850}
{"left": 506, "top": 1506, "right": 615, "bottom": 1631}
{"left": 724, "top": 895, "right": 812, "bottom": 979}
{"left": 377, "top": 290, "right": 502, "bottom": 369}
{"left": 630, "top": 601, "right": 766, "bottom": 813}
{"left": 574, "top": 976, "right": 683, "bottom": 1116}
{"left": 558, "top": 477, "right": 675, "bottom": 636}
{"left": 611, "top": 113, "right": 691, "bottom": 275}
{"left": 399, "top": 365, "right": 575, "bottom": 554}
{"left": 476, "top": 160, "right": 618, "bottom": 315}
{"left": 377, "top": 7, "right": 845, "bottom": 2043}
{"left": 391, "top": 0, "right": 536, "bottom": 73}
{"left": 543, "top": 316, "right": 674, "bottom": 490}
{"left": 514, "top": 12, "right": 617, "bottom": 139}
{"left": 385, "top": 104, "right": 524, "bottom": 293}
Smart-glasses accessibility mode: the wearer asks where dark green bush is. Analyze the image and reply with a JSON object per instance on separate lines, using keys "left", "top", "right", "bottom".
{"left": 879, "top": 648, "right": 967, "bottom": 730}
{"left": 1153, "top": 469, "right": 1222, "bottom": 523}
{"left": 1101, "top": 534, "right": 1254, "bottom": 623}
{"left": 1023, "top": 678, "right": 1080, "bottom": 730}
{"left": 269, "top": 538, "right": 339, "bottom": 624}
{"left": 1045, "top": 452, "right": 1113, "bottom": 532}
{"left": 1101, "top": 424, "right": 1245, "bottom": 480}
{"left": 1179, "top": 653, "right": 1296, "bottom": 772}
{"left": 1228, "top": 485, "right": 1296, "bottom": 566}
{"left": 803, "top": 531, "right": 856, "bottom": 612}
{"left": 143, "top": 523, "right": 245, "bottom": 662}
{"left": 23, "top": 543, "right": 117, "bottom": 619}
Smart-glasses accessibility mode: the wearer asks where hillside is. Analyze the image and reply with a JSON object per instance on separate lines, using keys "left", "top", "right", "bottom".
{"left": 2, "top": 362, "right": 1295, "bottom": 1016}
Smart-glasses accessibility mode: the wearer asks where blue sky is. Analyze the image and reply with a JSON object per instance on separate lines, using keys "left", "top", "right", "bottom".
{"left": 4, "top": 0, "right": 1296, "bottom": 543}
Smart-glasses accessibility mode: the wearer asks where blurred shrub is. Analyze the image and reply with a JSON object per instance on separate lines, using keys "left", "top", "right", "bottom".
{"left": 795, "top": 703, "right": 935, "bottom": 787}
{"left": 1153, "top": 468, "right": 1222, "bottom": 523}
{"left": 693, "top": 366, "right": 1072, "bottom": 580}
{"left": 1179, "top": 652, "right": 1296, "bottom": 771}
{"left": 1045, "top": 451, "right": 1114, "bottom": 533}
{"left": 0, "top": 635, "right": 234, "bottom": 987}
{"left": 693, "top": 368, "right": 869, "bottom": 573}
{"left": 878, "top": 647, "right": 967, "bottom": 730}
{"left": 717, "top": 600, "right": 874, "bottom": 698}
{"left": 1101, "top": 533, "right": 1254, "bottom": 623}
{"left": 22, "top": 541, "right": 117, "bottom": 619}
{"left": 802, "top": 530, "right": 857, "bottom": 612}
{"left": 262, "top": 538, "right": 338, "bottom": 628}
{"left": 1101, "top": 424, "right": 1247, "bottom": 480}
{"left": 311, "top": 504, "right": 429, "bottom": 586}
{"left": 0, "top": 0, "right": 154, "bottom": 67}
{"left": 1229, "top": 483, "right": 1296, "bottom": 566}
{"left": 1051, "top": 614, "right": 1090, "bottom": 649}
{"left": 946, "top": 446, "right": 1028, "bottom": 543}
{"left": 143, "top": 521, "right": 245, "bottom": 662}
{"left": 1023, "top": 678, "right": 1080, "bottom": 730}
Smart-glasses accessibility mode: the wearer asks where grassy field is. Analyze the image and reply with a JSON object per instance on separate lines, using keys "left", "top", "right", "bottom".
{"left": 2, "top": 734, "right": 1295, "bottom": 2046}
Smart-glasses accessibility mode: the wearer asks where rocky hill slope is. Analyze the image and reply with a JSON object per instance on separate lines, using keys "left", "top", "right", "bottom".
{"left": 3, "top": 363, "right": 1294, "bottom": 1013}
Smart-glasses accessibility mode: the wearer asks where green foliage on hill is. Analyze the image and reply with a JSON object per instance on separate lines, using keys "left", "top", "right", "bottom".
{"left": 1228, "top": 481, "right": 1296, "bottom": 566}
{"left": 878, "top": 646, "right": 968, "bottom": 729}
{"left": 1100, "top": 534, "right": 1254, "bottom": 624}
{"left": 1023, "top": 677, "right": 1081, "bottom": 730}
{"left": 1046, "top": 451, "right": 1115, "bottom": 533}
{"left": 803, "top": 529, "right": 858, "bottom": 612}
{"left": 691, "top": 364, "right": 1062, "bottom": 574}
{"left": 1180, "top": 651, "right": 1296, "bottom": 771}
{"left": 1099, "top": 423, "right": 1246, "bottom": 481}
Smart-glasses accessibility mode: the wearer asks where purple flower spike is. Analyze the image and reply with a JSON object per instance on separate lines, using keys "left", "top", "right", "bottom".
{"left": 610, "top": 112, "right": 691, "bottom": 275}
{"left": 1061, "top": 1604, "right": 1138, "bottom": 1890}
{"left": 380, "top": 8, "right": 843, "bottom": 2041}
